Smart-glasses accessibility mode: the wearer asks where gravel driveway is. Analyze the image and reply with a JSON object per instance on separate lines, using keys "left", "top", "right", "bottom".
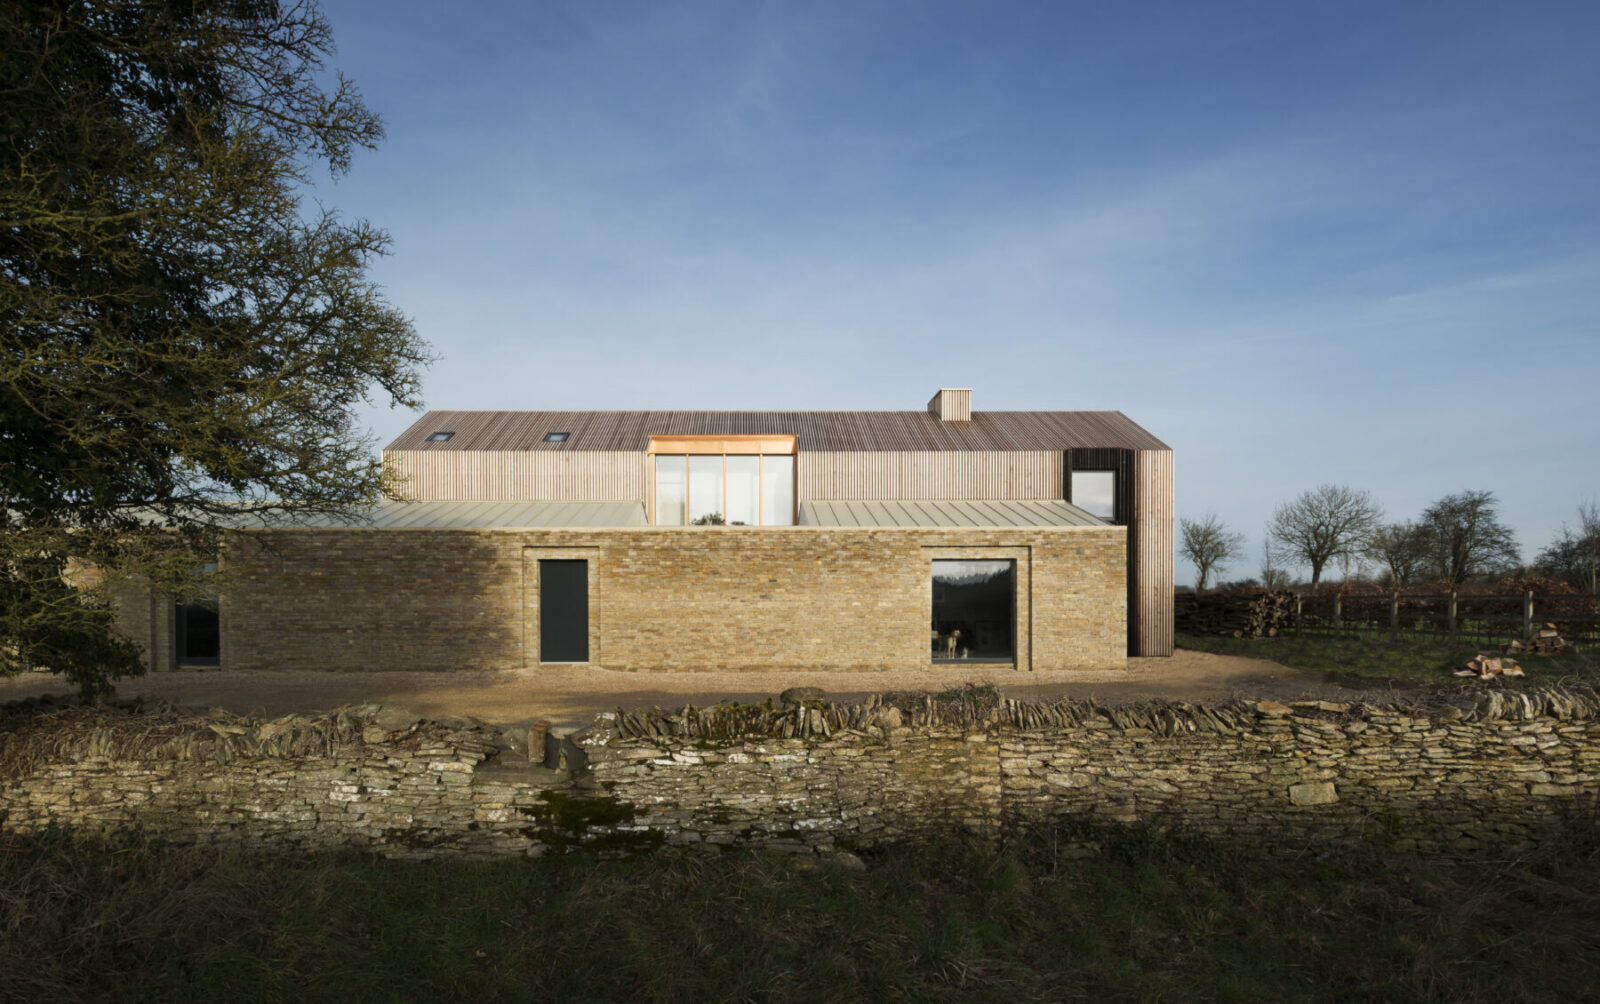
{"left": 0, "top": 649, "right": 1411, "bottom": 730}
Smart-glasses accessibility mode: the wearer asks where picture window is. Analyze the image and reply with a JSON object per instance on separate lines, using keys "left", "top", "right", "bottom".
{"left": 931, "top": 559, "right": 1015, "bottom": 664}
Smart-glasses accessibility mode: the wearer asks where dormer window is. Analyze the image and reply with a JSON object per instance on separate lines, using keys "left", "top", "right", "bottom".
{"left": 426, "top": 431, "right": 454, "bottom": 442}
{"left": 648, "top": 435, "right": 796, "bottom": 526}
{"left": 543, "top": 432, "right": 570, "bottom": 443}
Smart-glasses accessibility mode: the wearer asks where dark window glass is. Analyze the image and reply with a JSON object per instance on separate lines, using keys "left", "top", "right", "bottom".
{"left": 932, "top": 559, "right": 1015, "bottom": 664}
{"left": 176, "top": 603, "right": 220, "bottom": 666}
{"left": 539, "top": 560, "right": 589, "bottom": 663}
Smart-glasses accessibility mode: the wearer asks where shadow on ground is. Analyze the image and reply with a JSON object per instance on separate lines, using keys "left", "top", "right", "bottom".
{"left": 0, "top": 649, "right": 1437, "bottom": 730}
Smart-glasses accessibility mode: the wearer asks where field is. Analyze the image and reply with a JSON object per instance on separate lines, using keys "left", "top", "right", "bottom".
{"left": 1177, "top": 631, "right": 1597, "bottom": 687}
{"left": 4, "top": 822, "right": 1599, "bottom": 1003}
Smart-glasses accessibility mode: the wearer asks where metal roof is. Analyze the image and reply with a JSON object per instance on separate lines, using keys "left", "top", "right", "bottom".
{"left": 386, "top": 409, "right": 1169, "bottom": 453}
{"left": 262, "top": 500, "right": 648, "bottom": 529}
{"left": 235, "top": 499, "right": 1103, "bottom": 530}
{"left": 799, "top": 499, "right": 1109, "bottom": 528}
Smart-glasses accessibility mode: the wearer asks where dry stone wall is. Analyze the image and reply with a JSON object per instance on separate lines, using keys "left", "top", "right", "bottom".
{"left": 3, "top": 687, "right": 1598, "bottom": 858}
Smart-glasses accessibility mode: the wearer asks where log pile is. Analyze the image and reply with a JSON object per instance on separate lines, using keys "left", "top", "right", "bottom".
{"left": 1175, "top": 590, "right": 1296, "bottom": 638}
{"left": 1455, "top": 653, "right": 1526, "bottom": 680}
{"left": 1501, "top": 624, "right": 1580, "bottom": 656}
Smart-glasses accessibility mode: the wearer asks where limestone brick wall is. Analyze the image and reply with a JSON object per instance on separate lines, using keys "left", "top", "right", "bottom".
{"left": 214, "top": 525, "right": 1126, "bottom": 673}
{"left": 105, "top": 578, "right": 172, "bottom": 670}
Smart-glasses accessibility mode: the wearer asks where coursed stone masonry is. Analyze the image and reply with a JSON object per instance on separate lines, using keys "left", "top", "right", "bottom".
{"left": 213, "top": 525, "right": 1127, "bottom": 673}
{"left": 3, "top": 687, "right": 1597, "bottom": 858}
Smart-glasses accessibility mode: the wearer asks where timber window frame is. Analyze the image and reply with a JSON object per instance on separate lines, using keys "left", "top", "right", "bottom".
{"left": 647, "top": 435, "right": 797, "bottom": 526}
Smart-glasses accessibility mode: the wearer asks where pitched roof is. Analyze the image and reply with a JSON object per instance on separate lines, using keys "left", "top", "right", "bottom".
{"left": 387, "top": 410, "right": 1169, "bottom": 453}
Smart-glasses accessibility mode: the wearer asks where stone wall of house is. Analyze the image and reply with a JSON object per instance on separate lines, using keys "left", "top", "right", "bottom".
{"left": 211, "top": 525, "right": 1127, "bottom": 673}
{"left": 3, "top": 689, "right": 1597, "bottom": 858}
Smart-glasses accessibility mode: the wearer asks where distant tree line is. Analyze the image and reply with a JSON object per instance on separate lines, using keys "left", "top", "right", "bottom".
{"left": 1180, "top": 489, "right": 1599, "bottom": 595}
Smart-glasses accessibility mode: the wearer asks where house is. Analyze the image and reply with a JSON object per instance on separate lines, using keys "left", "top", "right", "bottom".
{"left": 119, "top": 388, "right": 1172, "bottom": 674}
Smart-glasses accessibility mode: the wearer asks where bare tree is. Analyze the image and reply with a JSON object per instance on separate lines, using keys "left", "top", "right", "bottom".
{"left": 1259, "top": 538, "right": 1291, "bottom": 589}
{"left": 1180, "top": 513, "right": 1245, "bottom": 593}
{"left": 1363, "top": 521, "right": 1429, "bottom": 588}
{"left": 1418, "top": 490, "right": 1520, "bottom": 586}
{"left": 1535, "top": 499, "right": 1600, "bottom": 594}
{"left": 1265, "top": 485, "right": 1383, "bottom": 590}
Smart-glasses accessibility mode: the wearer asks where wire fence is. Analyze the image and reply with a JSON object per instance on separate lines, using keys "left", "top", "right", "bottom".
{"left": 1287, "top": 592, "right": 1600, "bottom": 648}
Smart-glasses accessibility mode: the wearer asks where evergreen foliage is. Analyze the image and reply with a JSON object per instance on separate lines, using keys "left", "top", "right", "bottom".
{"left": 1, "top": 0, "right": 429, "bottom": 692}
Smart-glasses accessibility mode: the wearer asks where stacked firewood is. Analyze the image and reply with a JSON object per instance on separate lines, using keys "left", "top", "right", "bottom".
{"left": 1500, "top": 623, "right": 1580, "bottom": 656}
{"left": 1455, "top": 653, "right": 1526, "bottom": 680}
{"left": 1175, "top": 590, "right": 1296, "bottom": 638}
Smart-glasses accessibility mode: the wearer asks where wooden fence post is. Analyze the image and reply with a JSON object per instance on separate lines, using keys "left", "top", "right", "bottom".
{"left": 1523, "top": 591, "right": 1534, "bottom": 642}
{"left": 1333, "top": 593, "right": 1342, "bottom": 632}
{"left": 1448, "top": 591, "right": 1458, "bottom": 637}
{"left": 1390, "top": 592, "right": 1400, "bottom": 643}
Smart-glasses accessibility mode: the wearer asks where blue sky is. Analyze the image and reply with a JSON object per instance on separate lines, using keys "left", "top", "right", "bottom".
{"left": 312, "top": 0, "right": 1599, "bottom": 584}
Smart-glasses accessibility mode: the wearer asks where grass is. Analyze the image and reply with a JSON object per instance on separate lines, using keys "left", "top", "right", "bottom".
{"left": 1178, "top": 630, "right": 1598, "bottom": 686}
{"left": 3, "top": 823, "right": 1600, "bottom": 1002}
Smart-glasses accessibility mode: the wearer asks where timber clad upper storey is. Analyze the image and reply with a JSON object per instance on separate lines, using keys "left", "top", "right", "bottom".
{"left": 383, "top": 408, "right": 1167, "bottom": 506}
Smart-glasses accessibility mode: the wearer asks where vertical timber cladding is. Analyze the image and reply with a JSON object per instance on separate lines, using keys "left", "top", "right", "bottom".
{"left": 1134, "top": 450, "right": 1175, "bottom": 656}
{"left": 1066, "top": 448, "right": 1174, "bottom": 656}
{"left": 383, "top": 450, "right": 647, "bottom": 502}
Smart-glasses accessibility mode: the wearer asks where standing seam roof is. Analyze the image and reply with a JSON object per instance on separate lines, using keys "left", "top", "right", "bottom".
{"left": 387, "top": 410, "right": 1169, "bottom": 453}
{"left": 798, "top": 499, "right": 1108, "bottom": 528}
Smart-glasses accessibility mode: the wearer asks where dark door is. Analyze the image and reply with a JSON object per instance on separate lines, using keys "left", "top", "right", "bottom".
{"left": 539, "top": 559, "right": 589, "bottom": 663}
{"left": 176, "top": 602, "right": 220, "bottom": 666}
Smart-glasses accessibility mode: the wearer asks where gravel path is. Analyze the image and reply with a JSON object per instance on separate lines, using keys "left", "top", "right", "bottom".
{"left": 0, "top": 650, "right": 1414, "bottom": 730}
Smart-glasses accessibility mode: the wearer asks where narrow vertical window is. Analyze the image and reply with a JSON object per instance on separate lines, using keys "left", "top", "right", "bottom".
{"left": 175, "top": 561, "right": 220, "bottom": 667}
{"left": 655, "top": 455, "right": 686, "bottom": 525}
{"left": 539, "top": 559, "right": 589, "bottom": 663}
{"left": 760, "top": 455, "right": 795, "bottom": 526}
{"left": 687, "top": 455, "right": 724, "bottom": 524}
{"left": 724, "top": 456, "right": 759, "bottom": 525}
